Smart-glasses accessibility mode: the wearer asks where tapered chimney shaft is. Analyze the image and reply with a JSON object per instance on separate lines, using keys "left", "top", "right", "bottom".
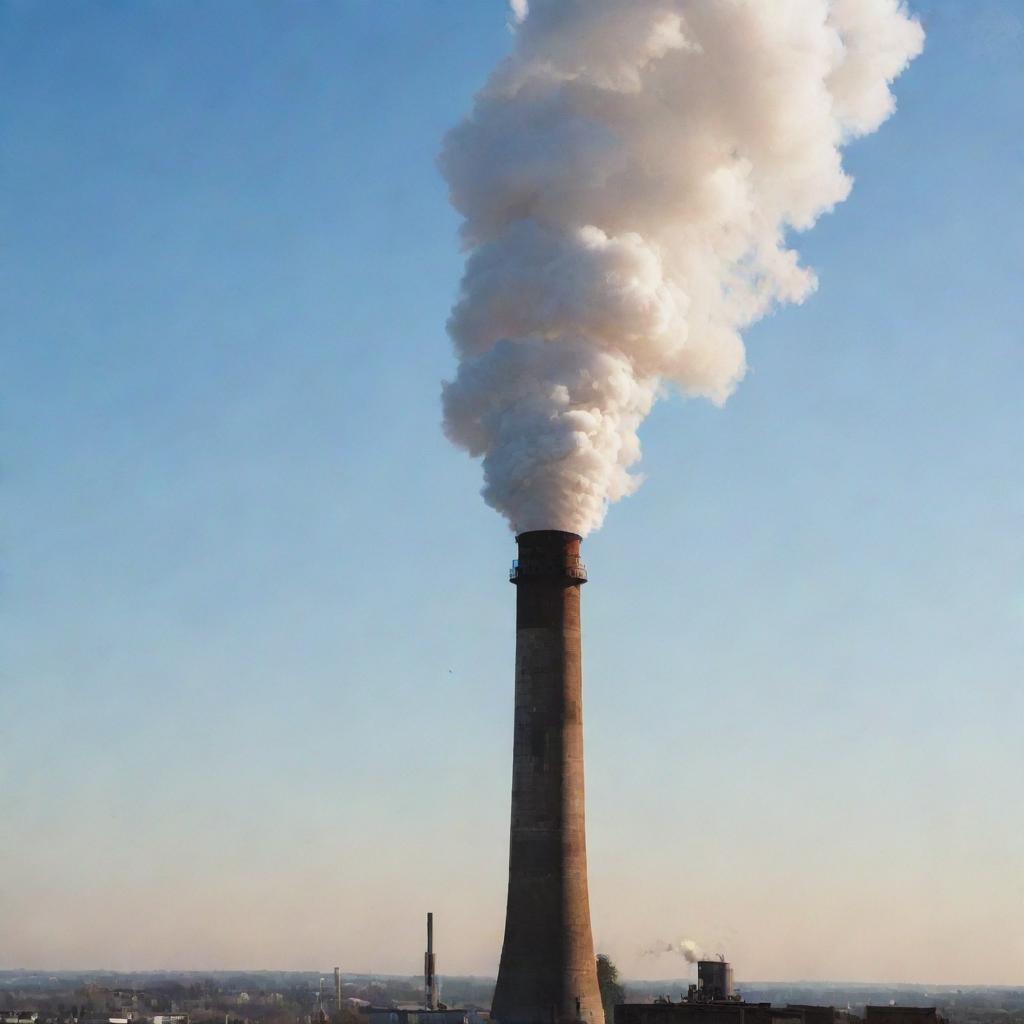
{"left": 492, "top": 530, "right": 604, "bottom": 1024}
{"left": 425, "top": 911, "right": 438, "bottom": 1010}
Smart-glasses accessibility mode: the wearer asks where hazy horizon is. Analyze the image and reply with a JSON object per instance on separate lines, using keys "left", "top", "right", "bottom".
{"left": 3, "top": 968, "right": 1022, "bottom": 992}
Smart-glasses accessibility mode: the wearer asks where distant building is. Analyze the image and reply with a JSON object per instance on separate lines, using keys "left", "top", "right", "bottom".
{"left": 153, "top": 1015, "right": 189, "bottom": 1024}
{"left": 3, "top": 1013, "right": 39, "bottom": 1024}
{"left": 690, "top": 961, "right": 737, "bottom": 1003}
{"left": 865, "top": 1009, "right": 943, "bottom": 1024}
{"left": 358, "top": 1009, "right": 482, "bottom": 1024}
{"left": 786, "top": 1006, "right": 847, "bottom": 1024}
{"left": 616, "top": 1001, "right": 807, "bottom": 1024}
{"left": 616, "top": 999, "right": 937, "bottom": 1024}
{"left": 111, "top": 993, "right": 141, "bottom": 1008}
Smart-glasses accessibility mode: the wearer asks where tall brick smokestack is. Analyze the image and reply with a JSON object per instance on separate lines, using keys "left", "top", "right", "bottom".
{"left": 492, "top": 530, "right": 604, "bottom": 1024}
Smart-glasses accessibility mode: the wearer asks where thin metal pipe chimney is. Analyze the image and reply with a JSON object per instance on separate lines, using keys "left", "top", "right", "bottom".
{"left": 425, "top": 911, "right": 438, "bottom": 1010}
{"left": 492, "top": 530, "right": 604, "bottom": 1024}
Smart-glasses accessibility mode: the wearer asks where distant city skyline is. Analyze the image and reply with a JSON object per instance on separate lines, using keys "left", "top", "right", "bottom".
{"left": 2, "top": 0, "right": 1022, "bottom": 986}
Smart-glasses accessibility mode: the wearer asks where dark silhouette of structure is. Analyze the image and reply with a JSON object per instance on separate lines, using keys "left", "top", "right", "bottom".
{"left": 614, "top": 1004, "right": 932, "bottom": 1024}
{"left": 491, "top": 531, "right": 603, "bottom": 1024}
{"left": 865, "top": 1010, "right": 942, "bottom": 1024}
{"left": 616, "top": 1005, "right": 811, "bottom": 1024}
{"left": 688, "top": 962, "right": 736, "bottom": 1004}
{"left": 425, "top": 913, "right": 438, "bottom": 1011}
{"left": 614, "top": 959, "right": 944, "bottom": 1024}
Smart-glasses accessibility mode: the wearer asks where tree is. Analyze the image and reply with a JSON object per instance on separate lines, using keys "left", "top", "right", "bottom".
{"left": 596, "top": 954, "right": 625, "bottom": 1024}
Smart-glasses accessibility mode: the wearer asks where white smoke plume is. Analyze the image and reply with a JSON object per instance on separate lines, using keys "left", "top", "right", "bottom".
{"left": 441, "top": 0, "right": 923, "bottom": 536}
{"left": 642, "top": 939, "right": 701, "bottom": 963}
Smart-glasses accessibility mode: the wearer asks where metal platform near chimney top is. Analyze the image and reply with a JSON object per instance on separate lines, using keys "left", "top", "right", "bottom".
{"left": 509, "top": 556, "right": 587, "bottom": 583}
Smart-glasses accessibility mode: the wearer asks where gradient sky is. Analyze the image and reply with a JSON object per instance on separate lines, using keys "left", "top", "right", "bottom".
{"left": 2, "top": 0, "right": 1022, "bottom": 987}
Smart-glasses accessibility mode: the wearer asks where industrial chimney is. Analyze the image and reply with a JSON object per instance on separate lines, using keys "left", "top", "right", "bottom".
{"left": 492, "top": 531, "right": 604, "bottom": 1024}
{"left": 425, "top": 912, "right": 438, "bottom": 1011}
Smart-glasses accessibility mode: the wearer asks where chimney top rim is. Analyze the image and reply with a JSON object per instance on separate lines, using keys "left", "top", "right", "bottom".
{"left": 515, "top": 529, "right": 583, "bottom": 543}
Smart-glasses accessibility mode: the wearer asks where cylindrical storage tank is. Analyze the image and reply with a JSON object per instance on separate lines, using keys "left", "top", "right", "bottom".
{"left": 697, "top": 961, "right": 734, "bottom": 1001}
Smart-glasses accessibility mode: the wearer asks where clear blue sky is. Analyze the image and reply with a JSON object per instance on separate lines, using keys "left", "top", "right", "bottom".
{"left": 1, "top": 0, "right": 1022, "bottom": 985}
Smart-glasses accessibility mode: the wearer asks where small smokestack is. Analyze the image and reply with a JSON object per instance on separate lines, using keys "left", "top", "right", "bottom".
{"left": 492, "top": 531, "right": 602, "bottom": 1024}
{"left": 425, "top": 912, "right": 438, "bottom": 1011}
{"left": 334, "top": 968, "right": 342, "bottom": 1012}
{"left": 696, "top": 960, "right": 734, "bottom": 1002}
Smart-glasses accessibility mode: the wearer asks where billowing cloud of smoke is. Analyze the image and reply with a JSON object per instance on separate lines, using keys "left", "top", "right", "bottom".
{"left": 441, "top": 0, "right": 923, "bottom": 536}
{"left": 642, "top": 939, "right": 701, "bottom": 963}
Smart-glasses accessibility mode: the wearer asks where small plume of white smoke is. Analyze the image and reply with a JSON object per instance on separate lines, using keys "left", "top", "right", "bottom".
{"left": 677, "top": 940, "right": 701, "bottom": 964}
{"left": 642, "top": 939, "right": 701, "bottom": 964}
{"left": 441, "top": 0, "right": 924, "bottom": 536}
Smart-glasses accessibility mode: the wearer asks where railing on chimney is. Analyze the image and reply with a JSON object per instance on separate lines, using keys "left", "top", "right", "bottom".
{"left": 510, "top": 556, "right": 587, "bottom": 583}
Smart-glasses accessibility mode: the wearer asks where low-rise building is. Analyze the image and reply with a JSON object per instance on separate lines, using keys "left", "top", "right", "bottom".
{"left": 865, "top": 1008, "right": 942, "bottom": 1024}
